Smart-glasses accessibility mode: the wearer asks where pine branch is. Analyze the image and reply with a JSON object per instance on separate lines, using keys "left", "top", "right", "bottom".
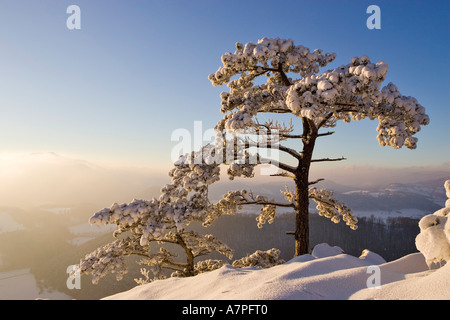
{"left": 277, "top": 63, "right": 292, "bottom": 86}
{"left": 240, "top": 199, "right": 296, "bottom": 208}
{"left": 161, "top": 265, "right": 185, "bottom": 273}
{"left": 249, "top": 66, "right": 279, "bottom": 73}
{"left": 270, "top": 171, "right": 296, "bottom": 179}
{"left": 232, "top": 190, "right": 296, "bottom": 209}
{"left": 308, "top": 195, "right": 335, "bottom": 209}
{"left": 317, "top": 131, "right": 335, "bottom": 137}
{"left": 248, "top": 65, "right": 291, "bottom": 86}
{"left": 244, "top": 141, "right": 302, "bottom": 160}
{"left": 255, "top": 119, "right": 295, "bottom": 136}
{"left": 258, "top": 156, "right": 297, "bottom": 174}
{"left": 309, "top": 178, "right": 324, "bottom": 185}
{"left": 280, "top": 134, "right": 304, "bottom": 139}
{"left": 281, "top": 131, "right": 334, "bottom": 139}
{"left": 311, "top": 157, "right": 346, "bottom": 163}
{"left": 161, "top": 260, "right": 188, "bottom": 269}
{"left": 317, "top": 112, "right": 334, "bottom": 129}
{"left": 257, "top": 108, "right": 292, "bottom": 114}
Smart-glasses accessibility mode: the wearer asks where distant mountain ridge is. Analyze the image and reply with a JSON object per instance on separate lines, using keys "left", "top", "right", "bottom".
{"left": 206, "top": 176, "right": 449, "bottom": 219}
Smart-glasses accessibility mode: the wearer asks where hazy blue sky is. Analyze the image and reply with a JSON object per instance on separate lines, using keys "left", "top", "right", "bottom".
{"left": 0, "top": 0, "right": 449, "bottom": 172}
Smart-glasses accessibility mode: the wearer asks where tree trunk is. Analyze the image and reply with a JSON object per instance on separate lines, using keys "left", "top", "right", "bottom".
{"left": 176, "top": 234, "right": 195, "bottom": 276}
{"left": 294, "top": 121, "right": 317, "bottom": 256}
{"left": 294, "top": 173, "right": 309, "bottom": 256}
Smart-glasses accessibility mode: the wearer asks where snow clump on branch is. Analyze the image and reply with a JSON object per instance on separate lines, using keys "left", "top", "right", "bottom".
{"left": 309, "top": 188, "right": 358, "bottom": 230}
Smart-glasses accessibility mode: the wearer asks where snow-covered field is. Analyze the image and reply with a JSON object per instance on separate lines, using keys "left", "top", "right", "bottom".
{"left": 103, "top": 243, "right": 448, "bottom": 300}
{"left": 352, "top": 208, "right": 429, "bottom": 219}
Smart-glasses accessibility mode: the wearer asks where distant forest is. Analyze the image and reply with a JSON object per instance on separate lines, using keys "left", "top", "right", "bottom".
{"left": 198, "top": 212, "right": 420, "bottom": 263}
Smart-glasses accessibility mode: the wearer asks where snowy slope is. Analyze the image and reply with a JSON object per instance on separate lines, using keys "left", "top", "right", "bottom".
{"left": 103, "top": 243, "right": 449, "bottom": 300}
{"left": 351, "top": 262, "right": 449, "bottom": 300}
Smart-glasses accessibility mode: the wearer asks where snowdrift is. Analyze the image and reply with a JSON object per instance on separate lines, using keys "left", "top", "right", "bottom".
{"left": 103, "top": 243, "right": 449, "bottom": 300}
{"left": 415, "top": 180, "right": 450, "bottom": 266}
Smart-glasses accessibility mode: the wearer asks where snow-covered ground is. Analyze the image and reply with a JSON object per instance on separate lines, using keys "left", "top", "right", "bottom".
{"left": 103, "top": 243, "right": 448, "bottom": 300}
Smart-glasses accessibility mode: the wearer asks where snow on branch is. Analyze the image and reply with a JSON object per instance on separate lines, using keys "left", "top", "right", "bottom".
{"left": 309, "top": 187, "right": 358, "bottom": 230}
{"left": 182, "top": 231, "right": 233, "bottom": 260}
{"left": 232, "top": 248, "right": 285, "bottom": 269}
{"left": 79, "top": 237, "right": 139, "bottom": 284}
{"left": 213, "top": 189, "right": 295, "bottom": 229}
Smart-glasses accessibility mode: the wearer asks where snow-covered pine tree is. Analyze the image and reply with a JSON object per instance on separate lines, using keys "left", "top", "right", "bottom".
{"left": 208, "top": 37, "right": 429, "bottom": 256}
{"left": 78, "top": 146, "right": 233, "bottom": 284}
{"left": 78, "top": 37, "right": 430, "bottom": 284}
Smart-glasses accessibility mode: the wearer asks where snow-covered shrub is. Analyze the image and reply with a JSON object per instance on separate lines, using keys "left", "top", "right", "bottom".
{"left": 232, "top": 248, "right": 285, "bottom": 269}
{"left": 194, "top": 259, "right": 225, "bottom": 274}
{"left": 415, "top": 180, "right": 450, "bottom": 267}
